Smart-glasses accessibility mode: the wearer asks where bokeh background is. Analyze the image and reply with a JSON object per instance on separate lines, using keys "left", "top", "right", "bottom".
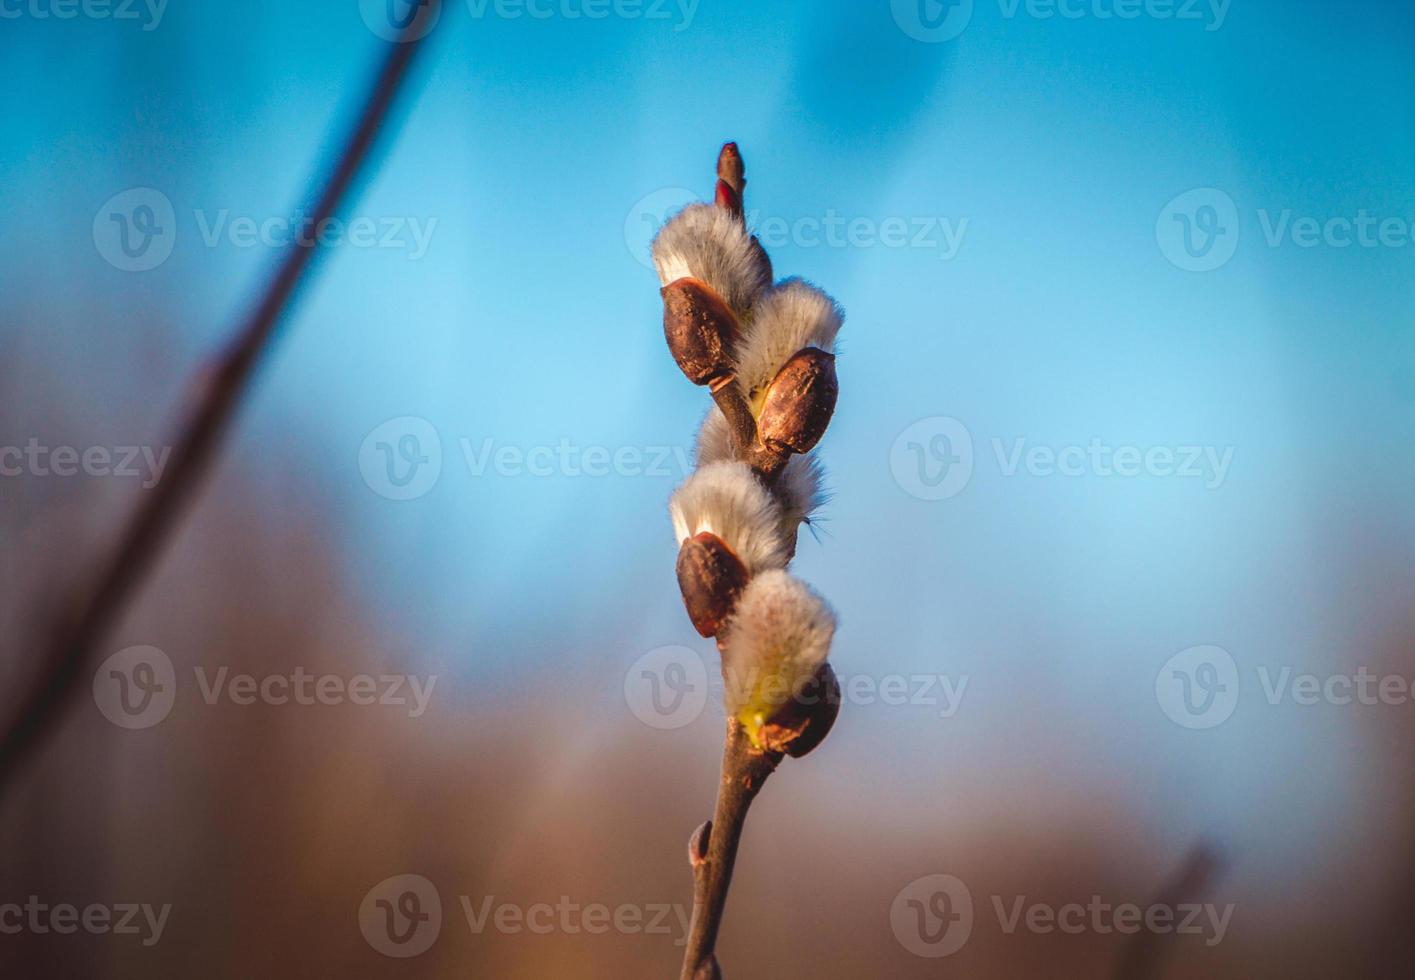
{"left": 2, "top": 0, "right": 1413, "bottom": 976}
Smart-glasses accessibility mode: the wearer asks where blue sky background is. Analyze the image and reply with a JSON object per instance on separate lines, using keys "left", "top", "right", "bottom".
{"left": 2, "top": 0, "right": 1413, "bottom": 911}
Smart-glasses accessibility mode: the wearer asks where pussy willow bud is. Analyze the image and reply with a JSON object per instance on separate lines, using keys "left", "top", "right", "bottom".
{"left": 676, "top": 531, "right": 750, "bottom": 638}
{"left": 759, "top": 661, "right": 841, "bottom": 759}
{"left": 757, "top": 347, "right": 839, "bottom": 455}
{"left": 717, "top": 142, "right": 745, "bottom": 196}
{"left": 662, "top": 277, "right": 741, "bottom": 388}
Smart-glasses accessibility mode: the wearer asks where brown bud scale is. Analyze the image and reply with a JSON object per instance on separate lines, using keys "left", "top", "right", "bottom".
{"left": 662, "top": 277, "right": 740, "bottom": 387}
{"left": 675, "top": 531, "right": 750, "bottom": 638}
{"left": 757, "top": 347, "right": 839, "bottom": 455}
{"left": 756, "top": 662, "right": 841, "bottom": 758}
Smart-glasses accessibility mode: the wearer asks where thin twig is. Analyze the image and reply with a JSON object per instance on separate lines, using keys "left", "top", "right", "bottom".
{"left": 1114, "top": 842, "right": 1227, "bottom": 980}
{"left": 680, "top": 719, "right": 782, "bottom": 980}
{"left": 0, "top": 27, "right": 432, "bottom": 801}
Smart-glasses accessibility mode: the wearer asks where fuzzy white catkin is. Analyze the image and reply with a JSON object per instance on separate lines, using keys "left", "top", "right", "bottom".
{"left": 721, "top": 570, "right": 837, "bottom": 722}
{"left": 695, "top": 408, "right": 827, "bottom": 536}
{"left": 669, "top": 462, "right": 790, "bottom": 574}
{"left": 652, "top": 204, "right": 772, "bottom": 319}
{"left": 733, "top": 278, "right": 844, "bottom": 405}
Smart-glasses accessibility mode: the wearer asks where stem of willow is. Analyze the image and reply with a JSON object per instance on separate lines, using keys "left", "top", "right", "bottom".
{"left": 679, "top": 719, "right": 783, "bottom": 980}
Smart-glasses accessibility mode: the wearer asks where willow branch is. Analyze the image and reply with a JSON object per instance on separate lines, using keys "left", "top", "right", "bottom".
{"left": 680, "top": 719, "right": 782, "bottom": 980}
{"left": 1114, "top": 842, "right": 1227, "bottom": 980}
{"left": 0, "top": 27, "right": 431, "bottom": 802}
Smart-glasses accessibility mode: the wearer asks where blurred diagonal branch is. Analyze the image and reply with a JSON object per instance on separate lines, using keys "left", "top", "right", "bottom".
{"left": 1115, "top": 842, "right": 1227, "bottom": 980}
{"left": 0, "top": 28, "right": 433, "bottom": 802}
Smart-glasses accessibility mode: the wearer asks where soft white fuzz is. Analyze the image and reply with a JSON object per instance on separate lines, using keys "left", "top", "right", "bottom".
{"left": 694, "top": 408, "right": 826, "bottom": 536}
{"left": 721, "top": 570, "right": 837, "bottom": 721}
{"left": 652, "top": 204, "right": 772, "bottom": 317}
{"left": 775, "top": 453, "right": 827, "bottom": 534}
{"left": 669, "top": 462, "right": 789, "bottom": 574}
{"left": 734, "top": 278, "right": 844, "bottom": 405}
{"left": 693, "top": 405, "right": 735, "bottom": 466}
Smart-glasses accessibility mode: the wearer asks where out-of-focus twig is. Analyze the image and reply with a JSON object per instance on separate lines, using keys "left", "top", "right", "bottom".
{"left": 0, "top": 26, "right": 433, "bottom": 803}
{"left": 1114, "top": 842, "right": 1228, "bottom": 980}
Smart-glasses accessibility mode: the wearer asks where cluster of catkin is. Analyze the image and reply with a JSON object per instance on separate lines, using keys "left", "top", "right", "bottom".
{"left": 655, "top": 144, "right": 844, "bottom": 756}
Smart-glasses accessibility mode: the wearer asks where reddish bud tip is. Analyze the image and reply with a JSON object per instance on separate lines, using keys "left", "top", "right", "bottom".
{"left": 717, "top": 142, "right": 745, "bottom": 192}
{"left": 715, "top": 179, "right": 742, "bottom": 217}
